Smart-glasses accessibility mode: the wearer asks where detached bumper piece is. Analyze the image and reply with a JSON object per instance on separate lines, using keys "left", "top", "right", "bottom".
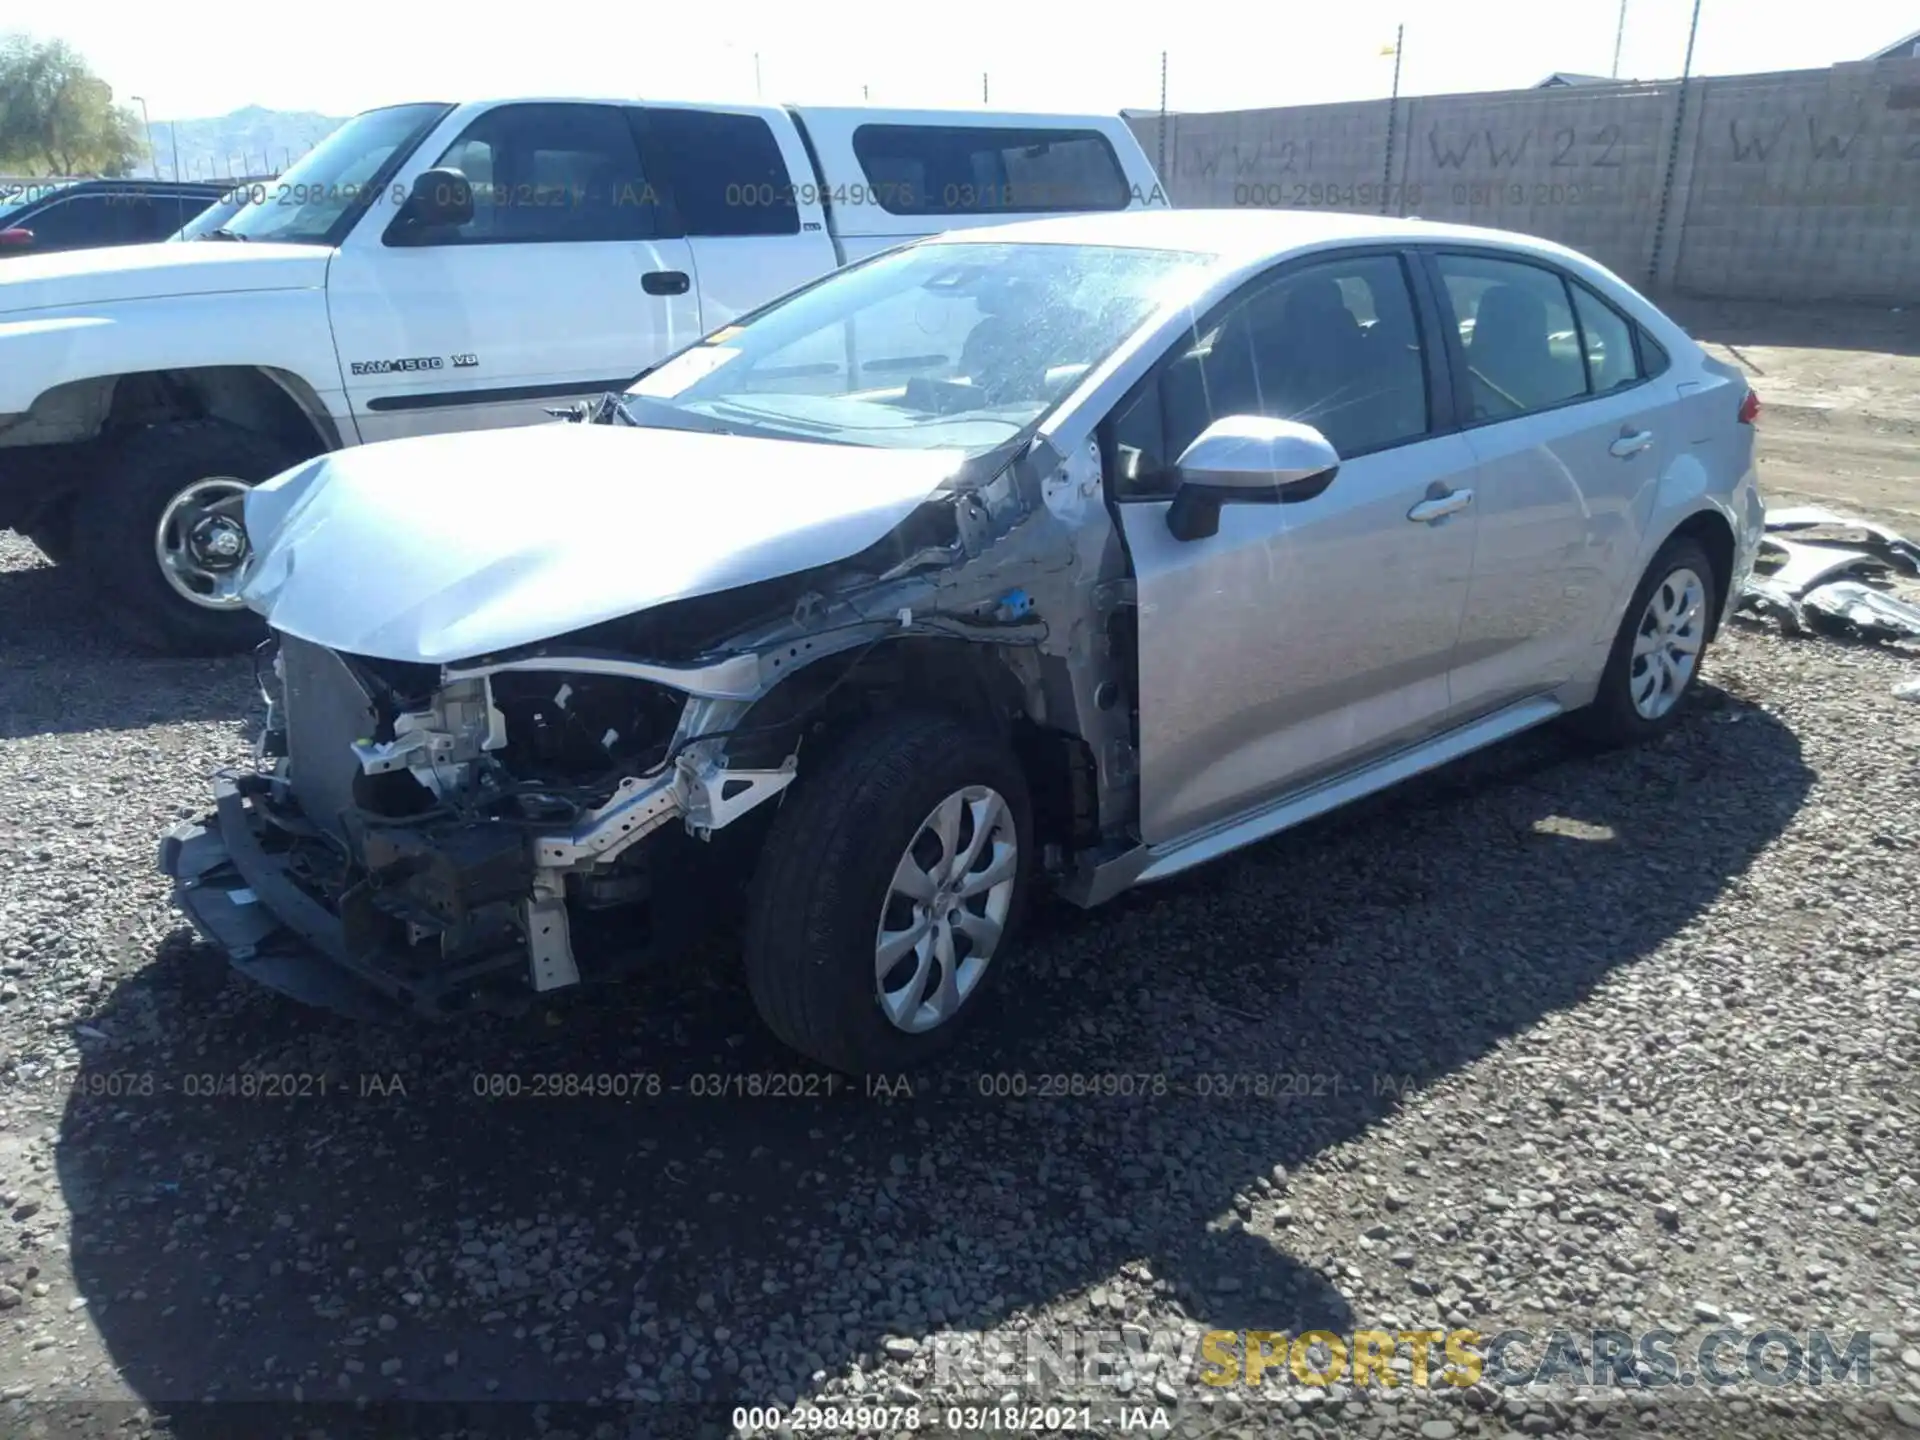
{"left": 159, "top": 777, "right": 539, "bottom": 1019}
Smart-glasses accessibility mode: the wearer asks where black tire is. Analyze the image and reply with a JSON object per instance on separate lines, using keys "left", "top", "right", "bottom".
{"left": 743, "top": 712, "right": 1032, "bottom": 1075}
{"left": 1569, "top": 534, "right": 1718, "bottom": 747}
{"left": 72, "top": 419, "right": 307, "bottom": 656}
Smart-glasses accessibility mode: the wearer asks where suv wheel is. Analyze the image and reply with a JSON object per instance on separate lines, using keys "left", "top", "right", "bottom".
{"left": 74, "top": 420, "right": 305, "bottom": 655}
{"left": 1571, "top": 534, "right": 1718, "bottom": 746}
{"left": 743, "top": 713, "right": 1031, "bottom": 1074}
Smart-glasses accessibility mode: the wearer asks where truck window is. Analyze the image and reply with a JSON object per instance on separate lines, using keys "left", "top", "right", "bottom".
{"left": 215, "top": 102, "right": 450, "bottom": 245}
{"left": 849, "top": 125, "right": 1131, "bottom": 216}
{"left": 416, "top": 103, "right": 663, "bottom": 245}
{"left": 636, "top": 109, "right": 800, "bottom": 238}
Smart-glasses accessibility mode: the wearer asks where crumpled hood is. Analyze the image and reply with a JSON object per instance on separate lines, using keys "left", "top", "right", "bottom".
{"left": 0, "top": 242, "right": 329, "bottom": 316}
{"left": 241, "top": 422, "right": 965, "bottom": 665}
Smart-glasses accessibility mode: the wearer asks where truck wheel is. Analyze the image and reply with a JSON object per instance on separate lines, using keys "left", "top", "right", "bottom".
{"left": 743, "top": 712, "right": 1031, "bottom": 1075}
{"left": 73, "top": 420, "right": 306, "bottom": 656}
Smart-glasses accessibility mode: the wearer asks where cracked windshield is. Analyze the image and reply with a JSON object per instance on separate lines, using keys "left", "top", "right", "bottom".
{"left": 624, "top": 241, "right": 1214, "bottom": 453}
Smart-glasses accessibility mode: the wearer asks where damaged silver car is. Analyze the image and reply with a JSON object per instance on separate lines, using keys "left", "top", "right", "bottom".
{"left": 160, "top": 210, "right": 1766, "bottom": 1073}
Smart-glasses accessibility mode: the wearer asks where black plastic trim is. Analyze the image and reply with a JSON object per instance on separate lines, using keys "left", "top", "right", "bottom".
{"left": 363, "top": 378, "right": 636, "bottom": 413}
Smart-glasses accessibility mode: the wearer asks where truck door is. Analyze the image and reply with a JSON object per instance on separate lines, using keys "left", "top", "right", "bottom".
{"left": 634, "top": 106, "right": 836, "bottom": 329}
{"left": 327, "top": 101, "right": 701, "bottom": 443}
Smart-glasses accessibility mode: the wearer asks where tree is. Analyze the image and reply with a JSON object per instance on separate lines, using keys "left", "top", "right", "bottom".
{"left": 0, "top": 33, "right": 143, "bottom": 176}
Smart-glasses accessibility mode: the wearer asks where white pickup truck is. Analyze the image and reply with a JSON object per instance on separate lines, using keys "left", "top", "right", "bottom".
{"left": 0, "top": 97, "right": 1166, "bottom": 653}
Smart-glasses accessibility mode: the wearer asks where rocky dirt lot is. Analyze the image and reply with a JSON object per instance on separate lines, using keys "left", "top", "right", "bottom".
{"left": 2, "top": 299, "right": 1918, "bottom": 1440}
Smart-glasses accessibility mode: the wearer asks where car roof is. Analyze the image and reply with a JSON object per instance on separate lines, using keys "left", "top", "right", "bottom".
{"left": 927, "top": 208, "right": 1594, "bottom": 268}
{"left": 23, "top": 179, "right": 226, "bottom": 197}
{"left": 429, "top": 97, "right": 1130, "bottom": 126}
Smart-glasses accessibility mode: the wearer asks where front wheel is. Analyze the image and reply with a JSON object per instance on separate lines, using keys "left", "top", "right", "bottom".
{"left": 72, "top": 420, "right": 308, "bottom": 655}
{"left": 743, "top": 713, "right": 1032, "bottom": 1074}
{"left": 1570, "top": 534, "right": 1718, "bottom": 746}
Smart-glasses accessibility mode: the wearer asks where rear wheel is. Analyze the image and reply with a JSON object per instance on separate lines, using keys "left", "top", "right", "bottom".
{"left": 743, "top": 712, "right": 1031, "bottom": 1074}
{"left": 1570, "top": 534, "right": 1717, "bottom": 746}
{"left": 73, "top": 420, "right": 307, "bottom": 655}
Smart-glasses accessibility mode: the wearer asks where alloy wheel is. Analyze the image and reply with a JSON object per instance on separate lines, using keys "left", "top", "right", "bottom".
{"left": 873, "top": 785, "right": 1019, "bottom": 1033}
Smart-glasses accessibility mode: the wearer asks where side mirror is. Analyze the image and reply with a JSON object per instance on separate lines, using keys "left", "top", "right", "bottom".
{"left": 389, "top": 168, "right": 473, "bottom": 239}
{"left": 0, "top": 227, "right": 35, "bottom": 250}
{"left": 1165, "top": 416, "right": 1340, "bottom": 542}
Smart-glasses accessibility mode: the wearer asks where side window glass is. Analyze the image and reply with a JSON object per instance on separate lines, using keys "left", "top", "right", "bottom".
{"left": 20, "top": 195, "right": 116, "bottom": 249}
{"left": 1159, "top": 253, "right": 1430, "bottom": 464}
{"left": 1108, "top": 372, "right": 1169, "bottom": 499}
{"left": 417, "top": 104, "right": 659, "bottom": 245}
{"left": 850, "top": 125, "right": 1130, "bottom": 215}
{"left": 1435, "top": 253, "right": 1587, "bottom": 420}
{"left": 1639, "top": 329, "right": 1671, "bottom": 379}
{"left": 115, "top": 193, "right": 182, "bottom": 243}
{"left": 639, "top": 109, "right": 799, "bottom": 237}
{"left": 1571, "top": 283, "right": 1640, "bottom": 394}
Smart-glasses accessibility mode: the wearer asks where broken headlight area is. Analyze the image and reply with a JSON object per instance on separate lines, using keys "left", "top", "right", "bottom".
{"left": 162, "top": 634, "right": 790, "bottom": 1018}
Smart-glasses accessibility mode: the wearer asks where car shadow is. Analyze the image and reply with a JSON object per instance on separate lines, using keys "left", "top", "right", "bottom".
{"left": 0, "top": 546, "right": 259, "bottom": 739}
{"left": 1661, "top": 295, "right": 1920, "bottom": 361}
{"left": 49, "top": 683, "right": 1812, "bottom": 1437}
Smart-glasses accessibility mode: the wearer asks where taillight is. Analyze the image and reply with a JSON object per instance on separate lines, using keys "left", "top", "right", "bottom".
{"left": 0, "top": 228, "right": 33, "bottom": 248}
{"left": 1738, "top": 389, "right": 1760, "bottom": 425}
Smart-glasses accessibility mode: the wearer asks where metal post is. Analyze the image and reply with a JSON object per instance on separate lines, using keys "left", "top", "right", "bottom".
{"left": 754, "top": 52, "right": 763, "bottom": 100}
{"left": 1646, "top": 0, "right": 1703, "bottom": 288}
{"left": 1380, "top": 25, "right": 1403, "bottom": 214}
{"left": 982, "top": 73, "right": 989, "bottom": 104}
{"left": 130, "top": 96, "right": 157, "bottom": 179}
{"left": 1611, "top": 0, "right": 1628, "bottom": 78}
{"left": 1157, "top": 50, "right": 1168, "bottom": 187}
{"left": 169, "top": 123, "right": 181, "bottom": 183}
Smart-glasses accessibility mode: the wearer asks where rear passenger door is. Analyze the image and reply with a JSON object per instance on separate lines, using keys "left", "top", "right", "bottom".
{"left": 633, "top": 107, "right": 834, "bottom": 328}
{"left": 1111, "top": 249, "right": 1483, "bottom": 845}
{"left": 1423, "top": 250, "right": 1674, "bottom": 715}
{"left": 327, "top": 102, "right": 702, "bottom": 442}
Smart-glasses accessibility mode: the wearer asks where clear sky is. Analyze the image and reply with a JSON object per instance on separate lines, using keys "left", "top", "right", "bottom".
{"left": 29, "top": 0, "right": 1920, "bottom": 120}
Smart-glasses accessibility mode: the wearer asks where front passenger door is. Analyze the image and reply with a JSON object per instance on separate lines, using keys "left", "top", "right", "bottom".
{"left": 1111, "top": 250, "right": 1482, "bottom": 847}
{"left": 327, "top": 102, "right": 703, "bottom": 442}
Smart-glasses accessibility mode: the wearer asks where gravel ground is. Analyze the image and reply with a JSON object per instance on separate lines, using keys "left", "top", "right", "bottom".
{"left": 1, "top": 525, "right": 1918, "bottom": 1440}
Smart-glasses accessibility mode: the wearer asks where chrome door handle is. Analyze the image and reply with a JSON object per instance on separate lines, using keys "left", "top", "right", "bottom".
{"left": 1407, "top": 488, "right": 1474, "bottom": 523}
{"left": 1609, "top": 430, "right": 1654, "bottom": 458}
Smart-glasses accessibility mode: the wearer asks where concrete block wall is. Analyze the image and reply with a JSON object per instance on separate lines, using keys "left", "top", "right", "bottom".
{"left": 1127, "top": 55, "right": 1920, "bottom": 303}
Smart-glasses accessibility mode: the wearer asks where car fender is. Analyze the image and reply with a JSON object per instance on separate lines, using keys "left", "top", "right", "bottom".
{"left": 1587, "top": 449, "right": 1747, "bottom": 653}
{"left": 0, "top": 287, "right": 352, "bottom": 441}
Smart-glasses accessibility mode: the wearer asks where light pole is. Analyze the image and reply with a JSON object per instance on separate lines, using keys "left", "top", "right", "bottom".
{"left": 754, "top": 51, "right": 763, "bottom": 100}
{"left": 1381, "top": 25, "right": 1404, "bottom": 214}
{"left": 1611, "top": 0, "right": 1628, "bottom": 78}
{"left": 130, "top": 95, "right": 158, "bottom": 179}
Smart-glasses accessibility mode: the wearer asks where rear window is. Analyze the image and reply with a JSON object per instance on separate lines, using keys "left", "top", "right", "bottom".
{"left": 850, "top": 124, "right": 1130, "bottom": 217}
{"left": 640, "top": 108, "right": 800, "bottom": 238}
{"left": 1638, "top": 328, "right": 1671, "bottom": 378}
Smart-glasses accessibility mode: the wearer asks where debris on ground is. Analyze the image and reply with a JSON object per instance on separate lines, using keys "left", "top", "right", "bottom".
{"left": 1741, "top": 506, "right": 1920, "bottom": 639}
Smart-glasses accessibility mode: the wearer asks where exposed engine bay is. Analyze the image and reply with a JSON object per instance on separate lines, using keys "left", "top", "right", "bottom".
{"left": 161, "top": 421, "right": 1139, "bottom": 1018}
